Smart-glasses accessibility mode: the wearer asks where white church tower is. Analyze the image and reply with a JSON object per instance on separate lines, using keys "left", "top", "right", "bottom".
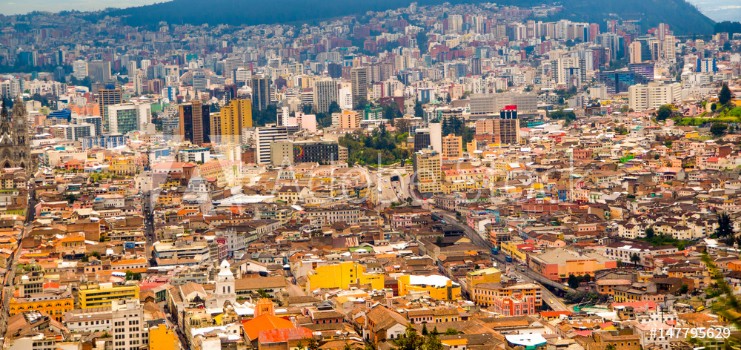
{"left": 210, "top": 260, "right": 237, "bottom": 308}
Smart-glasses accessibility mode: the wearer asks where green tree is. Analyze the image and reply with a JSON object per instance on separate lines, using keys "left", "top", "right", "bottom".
{"left": 65, "top": 193, "right": 78, "bottom": 204}
{"left": 656, "top": 105, "right": 673, "bottom": 121}
{"left": 306, "top": 338, "right": 321, "bottom": 350}
{"left": 645, "top": 227, "right": 655, "bottom": 239}
{"left": 630, "top": 253, "right": 640, "bottom": 266}
{"left": 715, "top": 212, "right": 735, "bottom": 245}
{"left": 720, "top": 83, "right": 733, "bottom": 106}
{"left": 382, "top": 103, "right": 402, "bottom": 120}
{"left": 125, "top": 271, "right": 142, "bottom": 281}
{"left": 702, "top": 253, "right": 741, "bottom": 347}
{"left": 424, "top": 333, "right": 444, "bottom": 350}
{"left": 355, "top": 97, "right": 369, "bottom": 110}
{"left": 567, "top": 274, "right": 579, "bottom": 288}
{"left": 414, "top": 101, "right": 424, "bottom": 118}
{"left": 711, "top": 123, "right": 728, "bottom": 137}
{"left": 394, "top": 324, "right": 424, "bottom": 350}
{"left": 444, "top": 328, "right": 459, "bottom": 335}
{"left": 678, "top": 284, "right": 689, "bottom": 295}
{"left": 416, "top": 31, "right": 429, "bottom": 54}
{"left": 421, "top": 323, "right": 428, "bottom": 335}
{"left": 394, "top": 118, "right": 410, "bottom": 133}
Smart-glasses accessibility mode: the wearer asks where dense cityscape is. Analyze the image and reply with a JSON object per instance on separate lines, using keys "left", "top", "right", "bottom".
{"left": 0, "top": 1, "right": 739, "bottom": 350}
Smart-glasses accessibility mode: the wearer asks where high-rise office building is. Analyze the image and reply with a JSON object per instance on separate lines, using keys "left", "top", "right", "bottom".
{"left": 255, "top": 126, "right": 290, "bottom": 164}
{"left": 497, "top": 105, "right": 520, "bottom": 145}
{"left": 350, "top": 67, "right": 369, "bottom": 106}
{"left": 98, "top": 87, "right": 123, "bottom": 131}
{"left": 178, "top": 100, "right": 211, "bottom": 146}
{"left": 220, "top": 99, "right": 253, "bottom": 144}
{"left": 313, "top": 79, "right": 339, "bottom": 113}
{"left": 414, "top": 128, "right": 431, "bottom": 152}
{"left": 88, "top": 60, "right": 112, "bottom": 83}
{"left": 629, "top": 41, "right": 643, "bottom": 64}
{"left": 250, "top": 75, "right": 271, "bottom": 111}
{"left": 471, "top": 57, "right": 482, "bottom": 76}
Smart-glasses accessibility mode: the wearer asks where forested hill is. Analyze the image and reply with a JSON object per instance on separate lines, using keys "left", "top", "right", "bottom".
{"left": 107, "top": 0, "right": 715, "bottom": 35}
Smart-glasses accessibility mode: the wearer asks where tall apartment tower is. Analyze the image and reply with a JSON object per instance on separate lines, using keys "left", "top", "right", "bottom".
{"left": 496, "top": 105, "right": 520, "bottom": 145}
{"left": 413, "top": 149, "right": 442, "bottom": 194}
{"left": 250, "top": 75, "right": 271, "bottom": 111}
{"left": 441, "top": 134, "right": 463, "bottom": 160}
{"left": 178, "top": 100, "right": 211, "bottom": 145}
{"left": 220, "top": 98, "right": 253, "bottom": 144}
{"left": 313, "top": 79, "right": 339, "bottom": 113}
{"left": 350, "top": 67, "right": 369, "bottom": 106}
{"left": 98, "top": 86, "right": 123, "bottom": 132}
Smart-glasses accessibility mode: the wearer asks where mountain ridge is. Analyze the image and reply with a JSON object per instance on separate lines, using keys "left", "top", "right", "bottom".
{"left": 106, "top": 0, "right": 715, "bottom": 35}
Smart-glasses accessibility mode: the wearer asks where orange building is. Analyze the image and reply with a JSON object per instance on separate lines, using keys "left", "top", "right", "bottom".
{"left": 241, "top": 298, "right": 313, "bottom": 346}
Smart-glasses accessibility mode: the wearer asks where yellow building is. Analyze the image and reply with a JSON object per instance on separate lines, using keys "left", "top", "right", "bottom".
{"left": 441, "top": 338, "right": 467, "bottom": 349}
{"left": 149, "top": 324, "right": 180, "bottom": 350}
{"left": 338, "top": 110, "right": 361, "bottom": 129}
{"left": 397, "top": 275, "right": 461, "bottom": 301}
{"left": 210, "top": 112, "right": 221, "bottom": 141}
{"left": 413, "top": 149, "right": 442, "bottom": 194}
{"left": 500, "top": 240, "right": 527, "bottom": 263}
{"left": 307, "top": 261, "right": 384, "bottom": 292}
{"left": 78, "top": 283, "right": 140, "bottom": 308}
{"left": 108, "top": 156, "right": 137, "bottom": 176}
{"left": 9, "top": 295, "right": 74, "bottom": 322}
{"left": 9, "top": 271, "right": 74, "bottom": 322}
{"left": 441, "top": 134, "right": 463, "bottom": 161}
{"left": 220, "top": 99, "right": 253, "bottom": 144}
{"left": 466, "top": 268, "right": 502, "bottom": 288}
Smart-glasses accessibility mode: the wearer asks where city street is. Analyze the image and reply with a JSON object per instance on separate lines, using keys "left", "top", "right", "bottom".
{"left": 434, "top": 210, "right": 571, "bottom": 312}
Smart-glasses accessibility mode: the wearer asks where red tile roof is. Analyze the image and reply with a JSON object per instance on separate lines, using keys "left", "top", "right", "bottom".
{"left": 258, "top": 327, "right": 313, "bottom": 344}
{"left": 242, "top": 314, "right": 296, "bottom": 341}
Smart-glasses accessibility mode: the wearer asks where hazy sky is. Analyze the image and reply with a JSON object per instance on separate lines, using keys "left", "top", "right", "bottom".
{"left": 0, "top": 0, "right": 163, "bottom": 14}
{"left": 0, "top": 0, "right": 737, "bottom": 22}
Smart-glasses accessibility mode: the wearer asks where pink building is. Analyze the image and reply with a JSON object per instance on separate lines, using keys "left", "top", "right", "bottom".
{"left": 492, "top": 295, "right": 537, "bottom": 316}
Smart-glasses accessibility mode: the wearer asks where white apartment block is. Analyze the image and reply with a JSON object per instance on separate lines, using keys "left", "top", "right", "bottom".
{"left": 629, "top": 82, "right": 681, "bottom": 111}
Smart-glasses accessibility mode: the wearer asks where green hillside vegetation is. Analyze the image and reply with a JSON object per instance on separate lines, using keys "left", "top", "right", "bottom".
{"left": 108, "top": 0, "right": 714, "bottom": 35}
{"left": 675, "top": 107, "right": 741, "bottom": 126}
